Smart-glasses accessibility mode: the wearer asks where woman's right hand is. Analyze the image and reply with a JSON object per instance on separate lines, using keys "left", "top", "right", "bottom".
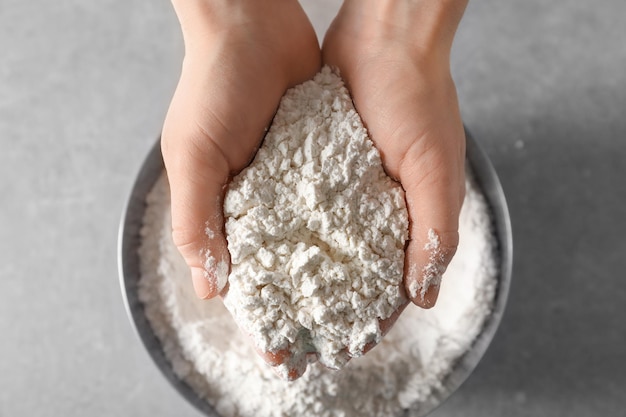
{"left": 161, "top": 0, "right": 321, "bottom": 376}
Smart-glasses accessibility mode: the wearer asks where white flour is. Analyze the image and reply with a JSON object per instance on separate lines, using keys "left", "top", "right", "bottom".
{"left": 221, "top": 68, "right": 408, "bottom": 374}
{"left": 137, "top": 68, "right": 498, "bottom": 416}
{"left": 138, "top": 170, "right": 496, "bottom": 417}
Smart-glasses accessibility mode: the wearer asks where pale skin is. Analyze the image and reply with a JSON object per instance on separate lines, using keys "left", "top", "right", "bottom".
{"left": 162, "top": 0, "right": 467, "bottom": 379}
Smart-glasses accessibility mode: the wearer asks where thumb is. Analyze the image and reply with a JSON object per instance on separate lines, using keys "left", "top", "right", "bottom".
{"left": 161, "top": 127, "right": 231, "bottom": 300}
{"left": 161, "top": 135, "right": 231, "bottom": 299}
{"left": 401, "top": 138, "right": 465, "bottom": 308}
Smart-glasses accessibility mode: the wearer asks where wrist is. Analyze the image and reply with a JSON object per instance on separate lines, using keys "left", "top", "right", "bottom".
{"left": 171, "top": 0, "right": 299, "bottom": 52}
{"left": 339, "top": 0, "right": 467, "bottom": 63}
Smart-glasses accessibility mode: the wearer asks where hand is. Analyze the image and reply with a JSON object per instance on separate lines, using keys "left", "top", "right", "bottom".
{"left": 323, "top": 0, "right": 468, "bottom": 309}
{"left": 161, "top": 0, "right": 320, "bottom": 369}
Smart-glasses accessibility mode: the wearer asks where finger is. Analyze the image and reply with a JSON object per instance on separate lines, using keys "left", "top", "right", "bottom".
{"left": 257, "top": 347, "right": 290, "bottom": 367}
{"left": 240, "top": 321, "right": 309, "bottom": 379}
{"left": 400, "top": 136, "right": 465, "bottom": 308}
{"left": 275, "top": 355, "right": 308, "bottom": 381}
{"left": 362, "top": 299, "right": 409, "bottom": 355}
{"left": 161, "top": 128, "right": 231, "bottom": 300}
{"left": 259, "top": 347, "right": 309, "bottom": 381}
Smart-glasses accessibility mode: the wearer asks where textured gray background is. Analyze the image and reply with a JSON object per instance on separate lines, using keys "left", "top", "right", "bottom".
{"left": 1, "top": 0, "right": 625, "bottom": 416}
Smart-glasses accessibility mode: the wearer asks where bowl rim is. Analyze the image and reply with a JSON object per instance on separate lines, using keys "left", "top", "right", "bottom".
{"left": 415, "top": 129, "right": 513, "bottom": 415}
{"left": 117, "top": 128, "right": 512, "bottom": 417}
{"left": 117, "top": 139, "right": 219, "bottom": 416}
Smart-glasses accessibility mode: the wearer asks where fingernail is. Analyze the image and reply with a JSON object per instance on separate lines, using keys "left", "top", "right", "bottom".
{"left": 407, "top": 229, "right": 448, "bottom": 308}
{"left": 191, "top": 266, "right": 215, "bottom": 299}
{"left": 419, "top": 284, "right": 441, "bottom": 309}
{"left": 201, "top": 248, "right": 230, "bottom": 294}
{"left": 407, "top": 263, "right": 421, "bottom": 300}
{"left": 419, "top": 264, "right": 445, "bottom": 300}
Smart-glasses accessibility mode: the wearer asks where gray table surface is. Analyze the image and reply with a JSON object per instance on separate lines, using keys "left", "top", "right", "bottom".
{"left": 1, "top": 0, "right": 625, "bottom": 416}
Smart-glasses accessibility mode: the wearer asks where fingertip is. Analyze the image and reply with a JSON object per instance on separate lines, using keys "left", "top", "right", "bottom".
{"left": 292, "top": 369, "right": 305, "bottom": 380}
{"left": 202, "top": 245, "right": 230, "bottom": 295}
{"left": 259, "top": 347, "right": 311, "bottom": 380}
{"left": 410, "top": 284, "right": 440, "bottom": 309}
{"left": 271, "top": 363, "right": 305, "bottom": 381}
{"left": 404, "top": 228, "right": 457, "bottom": 309}
{"left": 191, "top": 266, "right": 218, "bottom": 299}
{"left": 284, "top": 364, "right": 306, "bottom": 381}
{"left": 377, "top": 300, "right": 409, "bottom": 339}
{"left": 261, "top": 348, "right": 290, "bottom": 367}
{"left": 283, "top": 353, "right": 309, "bottom": 381}
{"left": 190, "top": 245, "right": 231, "bottom": 300}
{"left": 266, "top": 353, "right": 307, "bottom": 381}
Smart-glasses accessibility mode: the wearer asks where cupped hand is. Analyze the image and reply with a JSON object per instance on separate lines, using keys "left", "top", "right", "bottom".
{"left": 323, "top": 0, "right": 468, "bottom": 310}
{"left": 161, "top": 0, "right": 320, "bottom": 372}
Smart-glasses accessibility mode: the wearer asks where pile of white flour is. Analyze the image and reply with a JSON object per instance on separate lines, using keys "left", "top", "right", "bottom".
{"left": 138, "top": 170, "right": 496, "bottom": 417}
{"left": 137, "top": 68, "right": 498, "bottom": 416}
{"left": 221, "top": 68, "right": 408, "bottom": 375}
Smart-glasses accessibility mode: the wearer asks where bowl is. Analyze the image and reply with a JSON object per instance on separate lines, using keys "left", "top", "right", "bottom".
{"left": 117, "top": 129, "right": 512, "bottom": 417}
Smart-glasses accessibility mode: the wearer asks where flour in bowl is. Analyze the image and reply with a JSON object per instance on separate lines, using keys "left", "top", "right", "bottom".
{"left": 138, "top": 168, "right": 497, "bottom": 417}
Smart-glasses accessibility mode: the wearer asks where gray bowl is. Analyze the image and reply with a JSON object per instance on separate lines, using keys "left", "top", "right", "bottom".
{"left": 118, "top": 129, "right": 512, "bottom": 417}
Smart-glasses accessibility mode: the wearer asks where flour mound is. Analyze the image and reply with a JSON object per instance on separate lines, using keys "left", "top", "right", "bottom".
{"left": 222, "top": 67, "right": 409, "bottom": 371}
{"left": 137, "top": 168, "right": 498, "bottom": 417}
